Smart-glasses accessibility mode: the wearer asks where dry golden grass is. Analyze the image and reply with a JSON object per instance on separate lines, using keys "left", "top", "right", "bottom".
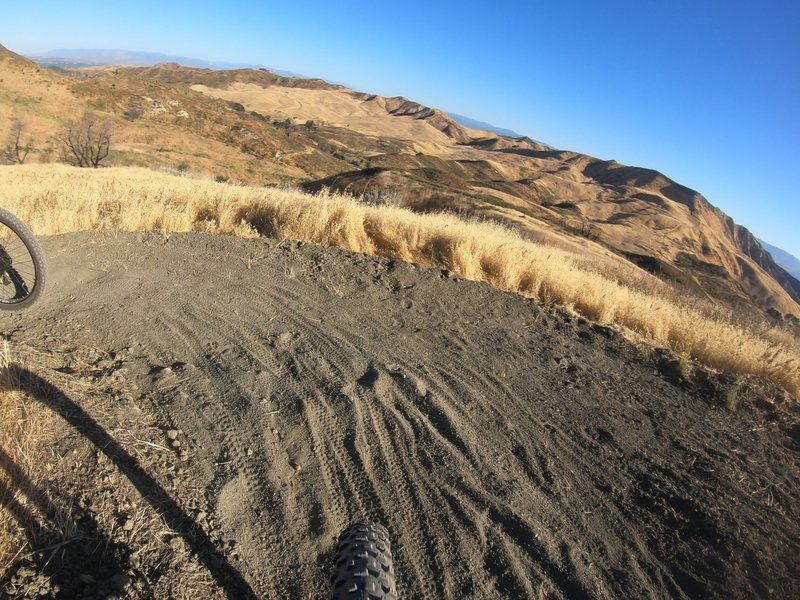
{"left": 0, "top": 341, "right": 58, "bottom": 572}
{"left": 2, "top": 163, "right": 799, "bottom": 397}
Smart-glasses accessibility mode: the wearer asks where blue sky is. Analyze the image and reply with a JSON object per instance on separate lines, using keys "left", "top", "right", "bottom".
{"left": 3, "top": 1, "right": 799, "bottom": 257}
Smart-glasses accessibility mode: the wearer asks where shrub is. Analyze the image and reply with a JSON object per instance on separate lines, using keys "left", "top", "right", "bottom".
{"left": 726, "top": 382, "right": 742, "bottom": 411}
{"left": 123, "top": 106, "right": 144, "bottom": 122}
{"left": 2, "top": 119, "right": 33, "bottom": 165}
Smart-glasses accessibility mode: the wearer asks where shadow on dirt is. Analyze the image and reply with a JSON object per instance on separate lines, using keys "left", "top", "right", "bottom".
{"left": 1, "top": 367, "right": 257, "bottom": 599}
{"left": 0, "top": 444, "right": 130, "bottom": 597}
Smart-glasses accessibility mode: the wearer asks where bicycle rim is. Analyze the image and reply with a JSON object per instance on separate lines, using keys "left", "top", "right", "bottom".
{"left": 0, "top": 219, "right": 40, "bottom": 306}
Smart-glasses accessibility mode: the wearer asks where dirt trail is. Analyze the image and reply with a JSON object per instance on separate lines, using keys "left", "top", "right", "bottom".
{"left": 2, "top": 231, "right": 798, "bottom": 599}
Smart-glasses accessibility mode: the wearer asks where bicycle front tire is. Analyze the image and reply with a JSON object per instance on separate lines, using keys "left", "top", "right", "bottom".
{"left": 0, "top": 208, "right": 47, "bottom": 310}
{"left": 329, "top": 522, "right": 397, "bottom": 600}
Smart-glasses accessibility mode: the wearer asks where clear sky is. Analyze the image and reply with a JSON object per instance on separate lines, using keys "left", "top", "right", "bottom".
{"left": 2, "top": 1, "right": 798, "bottom": 257}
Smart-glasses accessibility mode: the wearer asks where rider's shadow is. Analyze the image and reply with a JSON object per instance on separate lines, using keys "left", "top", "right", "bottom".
{"left": 1, "top": 367, "right": 257, "bottom": 599}
{"left": 0, "top": 444, "right": 129, "bottom": 597}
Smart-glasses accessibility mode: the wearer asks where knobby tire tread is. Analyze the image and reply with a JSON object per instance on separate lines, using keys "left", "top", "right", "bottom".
{"left": 329, "top": 522, "right": 398, "bottom": 600}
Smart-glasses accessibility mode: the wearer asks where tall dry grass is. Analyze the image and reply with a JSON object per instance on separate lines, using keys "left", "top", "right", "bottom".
{"left": 0, "top": 341, "right": 54, "bottom": 571}
{"left": 1, "top": 163, "right": 799, "bottom": 396}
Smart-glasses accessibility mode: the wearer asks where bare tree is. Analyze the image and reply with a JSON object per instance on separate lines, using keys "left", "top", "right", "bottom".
{"left": 56, "top": 111, "right": 113, "bottom": 168}
{"left": 2, "top": 119, "right": 33, "bottom": 164}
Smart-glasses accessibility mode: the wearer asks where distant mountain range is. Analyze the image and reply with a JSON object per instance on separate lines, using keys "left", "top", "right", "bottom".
{"left": 758, "top": 239, "right": 800, "bottom": 280}
{"left": 30, "top": 48, "right": 534, "bottom": 146}
{"left": 446, "top": 113, "right": 524, "bottom": 138}
{"left": 29, "top": 48, "right": 305, "bottom": 78}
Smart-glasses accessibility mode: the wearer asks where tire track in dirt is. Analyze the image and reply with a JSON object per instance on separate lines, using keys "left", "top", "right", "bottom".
{"left": 124, "top": 300, "right": 301, "bottom": 596}
{"left": 259, "top": 306, "right": 454, "bottom": 597}
{"left": 259, "top": 285, "right": 595, "bottom": 598}
{"left": 378, "top": 363, "right": 593, "bottom": 599}
{"left": 426, "top": 353, "right": 690, "bottom": 598}
{"left": 99, "top": 265, "right": 339, "bottom": 598}
{"left": 218, "top": 274, "right": 526, "bottom": 597}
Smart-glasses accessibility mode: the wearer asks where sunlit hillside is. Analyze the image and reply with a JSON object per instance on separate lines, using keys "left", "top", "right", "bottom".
{"left": 3, "top": 45, "right": 799, "bottom": 324}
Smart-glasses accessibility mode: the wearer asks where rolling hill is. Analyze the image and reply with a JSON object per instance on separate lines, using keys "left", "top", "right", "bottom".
{"left": 2, "top": 42, "right": 799, "bottom": 323}
{"left": 447, "top": 111, "right": 526, "bottom": 138}
{"left": 30, "top": 48, "right": 299, "bottom": 74}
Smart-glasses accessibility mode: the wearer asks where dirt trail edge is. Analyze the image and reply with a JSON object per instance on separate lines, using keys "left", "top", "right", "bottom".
{"left": 2, "top": 231, "right": 798, "bottom": 599}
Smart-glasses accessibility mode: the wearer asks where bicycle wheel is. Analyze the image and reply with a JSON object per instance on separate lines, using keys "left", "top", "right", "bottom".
{"left": 0, "top": 208, "right": 47, "bottom": 310}
{"left": 329, "top": 522, "right": 397, "bottom": 600}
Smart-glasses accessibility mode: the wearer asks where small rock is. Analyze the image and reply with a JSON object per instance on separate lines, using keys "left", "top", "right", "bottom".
{"left": 122, "top": 518, "right": 134, "bottom": 531}
{"left": 166, "top": 429, "right": 179, "bottom": 440}
{"left": 171, "top": 439, "right": 182, "bottom": 448}
{"left": 289, "top": 461, "right": 302, "bottom": 473}
{"left": 150, "top": 366, "right": 173, "bottom": 380}
{"left": 246, "top": 447, "right": 253, "bottom": 456}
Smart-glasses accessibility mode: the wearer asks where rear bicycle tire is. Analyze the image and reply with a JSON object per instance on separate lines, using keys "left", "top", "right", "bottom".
{"left": 0, "top": 208, "right": 47, "bottom": 310}
{"left": 329, "top": 522, "right": 397, "bottom": 600}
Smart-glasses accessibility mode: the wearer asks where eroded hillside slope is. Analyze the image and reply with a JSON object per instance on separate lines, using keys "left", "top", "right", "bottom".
{"left": 175, "top": 62, "right": 800, "bottom": 319}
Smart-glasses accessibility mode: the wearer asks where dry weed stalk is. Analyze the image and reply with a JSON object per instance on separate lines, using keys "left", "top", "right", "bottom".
{"left": 1, "top": 164, "right": 799, "bottom": 397}
{"left": 1, "top": 341, "right": 31, "bottom": 569}
{"left": 0, "top": 339, "right": 73, "bottom": 579}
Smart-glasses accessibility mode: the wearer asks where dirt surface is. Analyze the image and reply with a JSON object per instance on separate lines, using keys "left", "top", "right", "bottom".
{"left": 2, "top": 231, "right": 799, "bottom": 599}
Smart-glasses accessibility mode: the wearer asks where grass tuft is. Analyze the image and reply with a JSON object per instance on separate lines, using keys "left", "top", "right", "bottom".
{"left": 677, "top": 349, "right": 694, "bottom": 381}
{"left": 726, "top": 382, "right": 742, "bottom": 412}
{"left": 0, "top": 340, "right": 52, "bottom": 571}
